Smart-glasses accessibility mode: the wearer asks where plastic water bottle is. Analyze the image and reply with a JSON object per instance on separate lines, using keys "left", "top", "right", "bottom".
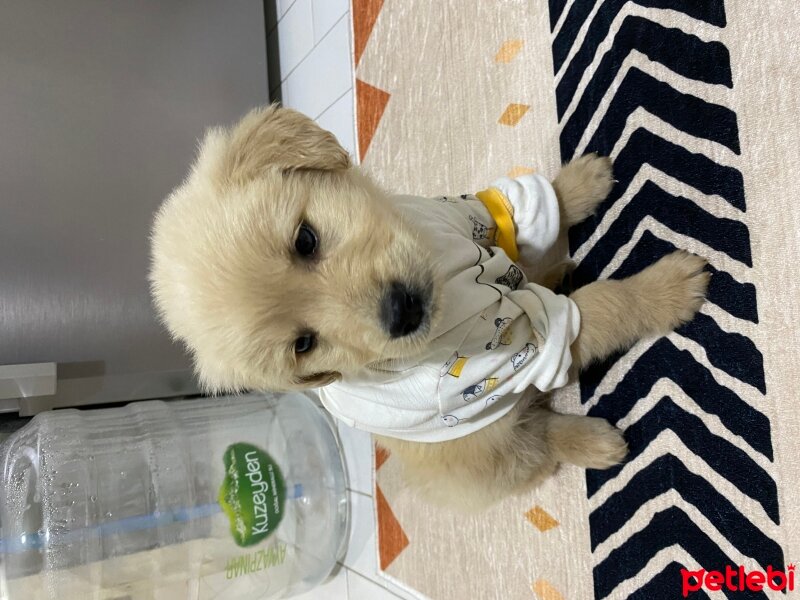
{"left": 0, "top": 392, "right": 348, "bottom": 599}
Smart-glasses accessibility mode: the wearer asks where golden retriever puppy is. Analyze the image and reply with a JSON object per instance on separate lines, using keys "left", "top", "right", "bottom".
{"left": 150, "top": 105, "right": 708, "bottom": 511}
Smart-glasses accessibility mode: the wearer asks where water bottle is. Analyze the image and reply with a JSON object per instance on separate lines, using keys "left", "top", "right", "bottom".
{"left": 0, "top": 392, "right": 348, "bottom": 599}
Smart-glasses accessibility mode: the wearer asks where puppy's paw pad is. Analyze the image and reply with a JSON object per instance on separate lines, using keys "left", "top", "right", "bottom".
{"left": 574, "top": 153, "right": 615, "bottom": 200}
{"left": 551, "top": 416, "right": 628, "bottom": 469}
{"left": 553, "top": 153, "right": 615, "bottom": 225}
{"left": 642, "top": 251, "right": 710, "bottom": 328}
{"left": 579, "top": 419, "right": 628, "bottom": 470}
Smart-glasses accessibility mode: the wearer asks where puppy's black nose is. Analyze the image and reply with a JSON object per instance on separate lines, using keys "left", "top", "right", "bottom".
{"left": 381, "top": 282, "right": 425, "bottom": 338}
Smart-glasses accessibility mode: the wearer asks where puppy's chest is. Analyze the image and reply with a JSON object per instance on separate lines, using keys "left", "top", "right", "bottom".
{"left": 430, "top": 298, "right": 544, "bottom": 380}
{"left": 429, "top": 245, "right": 530, "bottom": 339}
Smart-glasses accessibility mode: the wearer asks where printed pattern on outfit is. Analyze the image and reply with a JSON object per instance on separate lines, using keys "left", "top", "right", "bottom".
{"left": 319, "top": 174, "right": 580, "bottom": 443}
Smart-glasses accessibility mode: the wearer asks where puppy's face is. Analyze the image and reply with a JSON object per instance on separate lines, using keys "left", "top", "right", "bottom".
{"left": 150, "top": 106, "right": 438, "bottom": 392}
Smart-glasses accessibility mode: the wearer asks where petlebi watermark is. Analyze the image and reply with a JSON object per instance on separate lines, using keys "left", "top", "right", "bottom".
{"left": 681, "top": 564, "right": 795, "bottom": 596}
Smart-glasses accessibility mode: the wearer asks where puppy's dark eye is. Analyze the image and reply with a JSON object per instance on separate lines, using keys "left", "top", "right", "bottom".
{"left": 294, "top": 333, "right": 316, "bottom": 354}
{"left": 295, "top": 222, "right": 318, "bottom": 257}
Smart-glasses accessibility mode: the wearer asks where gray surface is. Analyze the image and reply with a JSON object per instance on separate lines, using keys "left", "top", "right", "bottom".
{"left": 0, "top": 1, "right": 269, "bottom": 412}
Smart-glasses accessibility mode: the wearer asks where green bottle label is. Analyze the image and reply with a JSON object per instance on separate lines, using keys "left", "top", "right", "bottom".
{"left": 218, "top": 442, "right": 286, "bottom": 547}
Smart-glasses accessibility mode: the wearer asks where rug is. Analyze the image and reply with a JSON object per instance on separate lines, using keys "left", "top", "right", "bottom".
{"left": 352, "top": 1, "right": 800, "bottom": 598}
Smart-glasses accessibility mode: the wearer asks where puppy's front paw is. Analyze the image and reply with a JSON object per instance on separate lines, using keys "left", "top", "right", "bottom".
{"left": 635, "top": 250, "right": 710, "bottom": 332}
{"left": 552, "top": 153, "right": 614, "bottom": 227}
{"left": 548, "top": 415, "right": 628, "bottom": 469}
{"left": 577, "top": 418, "right": 629, "bottom": 470}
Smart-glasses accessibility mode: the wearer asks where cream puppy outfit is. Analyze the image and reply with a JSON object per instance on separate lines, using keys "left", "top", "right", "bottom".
{"left": 319, "top": 174, "right": 581, "bottom": 442}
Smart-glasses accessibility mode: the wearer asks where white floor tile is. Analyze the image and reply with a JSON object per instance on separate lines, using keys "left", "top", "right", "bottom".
{"left": 375, "top": 574, "right": 432, "bottom": 600}
{"left": 278, "top": 0, "right": 297, "bottom": 19}
{"left": 334, "top": 413, "right": 373, "bottom": 495}
{"left": 347, "top": 570, "right": 405, "bottom": 600}
{"left": 341, "top": 492, "right": 430, "bottom": 600}
{"left": 277, "top": 0, "right": 315, "bottom": 79}
{"left": 281, "top": 16, "right": 352, "bottom": 119}
{"left": 343, "top": 490, "right": 378, "bottom": 582}
{"left": 312, "top": 0, "right": 349, "bottom": 44}
{"left": 277, "top": 83, "right": 290, "bottom": 106}
{"left": 292, "top": 565, "right": 349, "bottom": 600}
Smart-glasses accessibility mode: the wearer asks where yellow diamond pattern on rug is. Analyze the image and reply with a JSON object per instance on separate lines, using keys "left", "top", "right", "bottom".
{"left": 525, "top": 506, "right": 559, "bottom": 532}
{"left": 495, "top": 39, "right": 524, "bottom": 63}
{"left": 532, "top": 578, "right": 566, "bottom": 600}
{"left": 498, "top": 103, "right": 530, "bottom": 127}
{"left": 507, "top": 165, "right": 535, "bottom": 178}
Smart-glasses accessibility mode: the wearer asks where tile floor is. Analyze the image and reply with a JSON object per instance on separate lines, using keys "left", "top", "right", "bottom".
{"left": 267, "top": 0, "right": 357, "bottom": 161}
{"left": 290, "top": 418, "right": 426, "bottom": 600}
{"left": 266, "top": 4, "right": 424, "bottom": 596}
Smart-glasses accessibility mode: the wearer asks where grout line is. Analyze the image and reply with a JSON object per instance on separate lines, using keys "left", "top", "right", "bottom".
{"left": 346, "top": 563, "right": 427, "bottom": 600}
{"left": 315, "top": 87, "right": 353, "bottom": 120}
{"left": 340, "top": 559, "right": 376, "bottom": 586}
{"left": 346, "top": 568, "right": 407, "bottom": 599}
{"left": 344, "top": 569, "right": 354, "bottom": 600}
{"left": 267, "top": 0, "right": 298, "bottom": 35}
{"left": 348, "top": 0, "right": 358, "bottom": 166}
{"left": 309, "top": 0, "right": 318, "bottom": 50}
{"left": 279, "top": 0, "right": 299, "bottom": 27}
{"left": 279, "top": 11, "right": 350, "bottom": 84}
{"left": 345, "top": 0, "right": 359, "bottom": 164}
{"left": 340, "top": 516, "right": 421, "bottom": 600}
{"left": 347, "top": 487, "right": 373, "bottom": 499}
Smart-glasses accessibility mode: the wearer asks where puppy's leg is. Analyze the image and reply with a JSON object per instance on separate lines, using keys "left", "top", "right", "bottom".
{"left": 569, "top": 250, "right": 710, "bottom": 369}
{"left": 534, "top": 259, "right": 575, "bottom": 291}
{"left": 376, "top": 398, "right": 626, "bottom": 512}
{"left": 520, "top": 155, "right": 610, "bottom": 287}
{"left": 552, "top": 153, "right": 614, "bottom": 228}
{"left": 544, "top": 412, "right": 627, "bottom": 470}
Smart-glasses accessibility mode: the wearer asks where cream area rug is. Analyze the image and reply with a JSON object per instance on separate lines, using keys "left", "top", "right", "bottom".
{"left": 351, "top": 1, "right": 800, "bottom": 598}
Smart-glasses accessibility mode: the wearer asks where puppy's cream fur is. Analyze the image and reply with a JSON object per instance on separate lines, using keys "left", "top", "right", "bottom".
{"left": 151, "top": 106, "right": 439, "bottom": 392}
{"left": 151, "top": 105, "right": 709, "bottom": 511}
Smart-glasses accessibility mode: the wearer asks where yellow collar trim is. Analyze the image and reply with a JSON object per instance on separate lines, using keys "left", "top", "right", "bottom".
{"left": 475, "top": 187, "right": 519, "bottom": 261}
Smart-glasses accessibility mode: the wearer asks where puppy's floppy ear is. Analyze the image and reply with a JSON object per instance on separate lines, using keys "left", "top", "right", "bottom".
{"left": 217, "top": 104, "right": 350, "bottom": 182}
{"left": 296, "top": 371, "right": 341, "bottom": 388}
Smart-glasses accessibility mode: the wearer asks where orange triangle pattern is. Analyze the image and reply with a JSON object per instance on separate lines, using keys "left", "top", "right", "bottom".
{"left": 375, "top": 442, "right": 390, "bottom": 470}
{"left": 353, "top": 0, "right": 385, "bottom": 66}
{"left": 376, "top": 483, "right": 409, "bottom": 571}
{"left": 356, "top": 78, "right": 390, "bottom": 162}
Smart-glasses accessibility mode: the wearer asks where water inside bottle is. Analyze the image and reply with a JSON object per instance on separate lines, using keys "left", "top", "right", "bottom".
{"left": 0, "top": 393, "right": 348, "bottom": 600}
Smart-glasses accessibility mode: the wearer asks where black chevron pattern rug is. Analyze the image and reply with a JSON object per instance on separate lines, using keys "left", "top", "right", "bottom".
{"left": 356, "top": 2, "right": 800, "bottom": 598}
{"left": 549, "top": 1, "right": 783, "bottom": 598}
